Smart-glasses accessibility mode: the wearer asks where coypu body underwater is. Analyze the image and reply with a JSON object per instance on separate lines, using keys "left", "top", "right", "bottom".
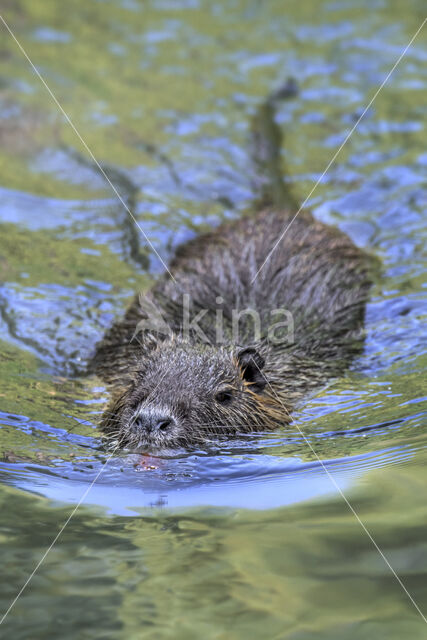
{"left": 91, "top": 86, "right": 374, "bottom": 451}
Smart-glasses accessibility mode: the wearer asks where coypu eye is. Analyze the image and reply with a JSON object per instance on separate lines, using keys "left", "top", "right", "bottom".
{"left": 215, "top": 389, "right": 233, "bottom": 405}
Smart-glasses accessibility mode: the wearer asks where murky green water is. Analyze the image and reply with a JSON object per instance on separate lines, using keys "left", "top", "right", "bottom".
{"left": 0, "top": 1, "right": 426, "bottom": 637}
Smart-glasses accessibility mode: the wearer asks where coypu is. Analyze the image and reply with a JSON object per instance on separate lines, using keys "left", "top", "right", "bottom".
{"left": 91, "top": 85, "right": 374, "bottom": 450}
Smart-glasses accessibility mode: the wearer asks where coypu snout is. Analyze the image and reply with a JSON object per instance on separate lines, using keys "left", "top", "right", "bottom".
{"left": 133, "top": 411, "right": 176, "bottom": 435}
{"left": 125, "top": 406, "right": 182, "bottom": 449}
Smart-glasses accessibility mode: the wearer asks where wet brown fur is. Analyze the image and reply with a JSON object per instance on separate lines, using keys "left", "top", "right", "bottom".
{"left": 91, "top": 88, "right": 374, "bottom": 450}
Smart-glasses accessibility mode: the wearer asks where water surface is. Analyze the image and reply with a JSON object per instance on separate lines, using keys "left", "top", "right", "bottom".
{"left": 0, "top": 1, "right": 426, "bottom": 638}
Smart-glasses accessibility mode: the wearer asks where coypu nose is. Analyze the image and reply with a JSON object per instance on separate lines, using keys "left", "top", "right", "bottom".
{"left": 134, "top": 412, "right": 175, "bottom": 434}
{"left": 155, "top": 417, "right": 173, "bottom": 432}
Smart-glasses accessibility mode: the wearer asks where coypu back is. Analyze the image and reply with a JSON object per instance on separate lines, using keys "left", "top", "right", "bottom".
{"left": 90, "top": 85, "right": 375, "bottom": 449}
{"left": 93, "top": 206, "right": 371, "bottom": 384}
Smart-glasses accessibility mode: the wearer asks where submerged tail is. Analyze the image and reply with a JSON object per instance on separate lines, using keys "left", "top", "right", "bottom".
{"left": 250, "top": 79, "right": 299, "bottom": 210}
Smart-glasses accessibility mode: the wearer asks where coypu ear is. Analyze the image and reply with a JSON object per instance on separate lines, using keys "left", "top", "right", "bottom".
{"left": 237, "top": 348, "right": 266, "bottom": 392}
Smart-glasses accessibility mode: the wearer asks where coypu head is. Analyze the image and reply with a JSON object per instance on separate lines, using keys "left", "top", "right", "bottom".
{"left": 101, "top": 338, "right": 288, "bottom": 450}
